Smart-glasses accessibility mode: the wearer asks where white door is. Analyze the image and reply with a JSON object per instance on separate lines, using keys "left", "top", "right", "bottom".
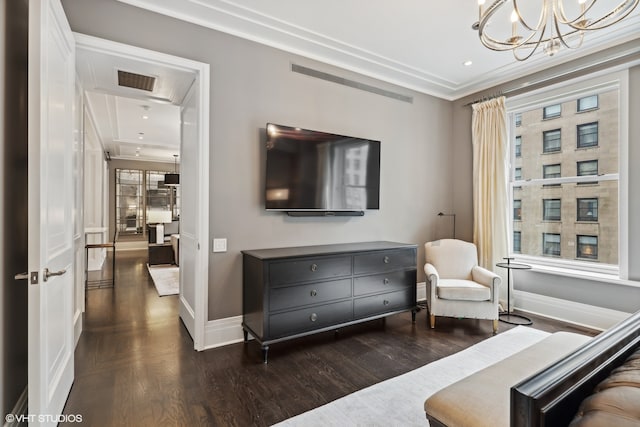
{"left": 179, "top": 81, "right": 201, "bottom": 345}
{"left": 28, "top": 0, "right": 76, "bottom": 423}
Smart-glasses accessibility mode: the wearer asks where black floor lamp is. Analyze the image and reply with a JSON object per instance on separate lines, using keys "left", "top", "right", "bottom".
{"left": 438, "top": 212, "right": 456, "bottom": 239}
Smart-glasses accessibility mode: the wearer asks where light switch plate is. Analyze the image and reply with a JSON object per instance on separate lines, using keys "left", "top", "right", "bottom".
{"left": 213, "top": 238, "right": 227, "bottom": 253}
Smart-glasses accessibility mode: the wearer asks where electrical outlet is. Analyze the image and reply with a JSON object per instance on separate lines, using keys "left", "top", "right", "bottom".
{"left": 213, "top": 238, "right": 227, "bottom": 253}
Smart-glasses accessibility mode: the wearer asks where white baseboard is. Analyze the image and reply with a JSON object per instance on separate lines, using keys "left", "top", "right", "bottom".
{"left": 179, "top": 296, "right": 195, "bottom": 340}
{"left": 73, "top": 308, "right": 82, "bottom": 347}
{"left": 514, "top": 290, "right": 632, "bottom": 331}
{"left": 4, "top": 386, "right": 27, "bottom": 427}
{"left": 204, "top": 315, "right": 245, "bottom": 349}
{"left": 417, "top": 281, "right": 426, "bottom": 302}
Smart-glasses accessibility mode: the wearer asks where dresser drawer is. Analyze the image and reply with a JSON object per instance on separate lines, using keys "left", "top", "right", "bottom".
{"left": 269, "top": 278, "right": 352, "bottom": 312}
{"left": 353, "top": 270, "right": 414, "bottom": 296}
{"left": 353, "top": 249, "right": 415, "bottom": 275}
{"left": 269, "top": 300, "right": 353, "bottom": 338}
{"left": 269, "top": 256, "right": 352, "bottom": 286}
{"left": 353, "top": 289, "right": 413, "bottom": 319}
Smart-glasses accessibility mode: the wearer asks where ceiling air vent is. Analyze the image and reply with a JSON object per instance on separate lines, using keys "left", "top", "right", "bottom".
{"left": 117, "top": 70, "right": 156, "bottom": 92}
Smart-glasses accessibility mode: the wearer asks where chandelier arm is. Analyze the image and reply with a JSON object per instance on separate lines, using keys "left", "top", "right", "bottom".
{"left": 512, "top": 23, "right": 550, "bottom": 61}
{"left": 554, "top": 18, "right": 585, "bottom": 49}
{"left": 477, "top": 0, "right": 508, "bottom": 33}
{"left": 513, "top": 0, "right": 547, "bottom": 32}
{"left": 479, "top": 28, "right": 544, "bottom": 51}
{"left": 580, "top": 0, "right": 639, "bottom": 30}
{"left": 555, "top": 0, "right": 595, "bottom": 25}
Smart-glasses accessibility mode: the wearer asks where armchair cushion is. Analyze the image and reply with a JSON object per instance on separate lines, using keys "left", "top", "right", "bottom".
{"left": 437, "top": 279, "right": 491, "bottom": 301}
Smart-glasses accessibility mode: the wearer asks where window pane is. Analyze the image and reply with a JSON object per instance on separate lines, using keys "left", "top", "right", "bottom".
{"left": 543, "top": 233, "right": 561, "bottom": 256}
{"left": 577, "top": 198, "right": 598, "bottom": 221}
{"left": 515, "top": 113, "right": 522, "bottom": 127}
{"left": 513, "top": 231, "right": 521, "bottom": 253}
{"left": 578, "top": 95, "right": 598, "bottom": 112}
{"left": 543, "top": 164, "right": 561, "bottom": 179}
{"left": 543, "top": 129, "right": 561, "bottom": 152}
{"left": 577, "top": 122, "right": 598, "bottom": 148}
{"left": 577, "top": 235, "right": 598, "bottom": 260}
{"left": 515, "top": 136, "right": 521, "bottom": 157}
{"left": 543, "top": 104, "right": 561, "bottom": 119}
{"left": 577, "top": 160, "right": 598, "bottom": 176}
{"left": 514, "top": 199, "right": 521, "bottom": 220}
{"left": 543, "top": 199, "right": 561, "bottom": 221}
{"left": 515, "top": 167, "right": 522, "bottom": 180}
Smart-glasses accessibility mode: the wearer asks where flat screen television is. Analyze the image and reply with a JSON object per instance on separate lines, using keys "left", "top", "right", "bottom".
{"left": 265, "top": 123, "right": 381, "bottom": 214}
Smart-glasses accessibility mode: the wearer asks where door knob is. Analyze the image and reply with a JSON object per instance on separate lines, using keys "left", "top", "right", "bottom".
{"left": 44, "top": 268, "right": 67, "bottom": 282}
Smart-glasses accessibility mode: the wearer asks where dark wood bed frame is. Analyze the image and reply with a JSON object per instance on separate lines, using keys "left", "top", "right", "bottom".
{"left": 511, "top": 310, "right": 640, "bottom": 427}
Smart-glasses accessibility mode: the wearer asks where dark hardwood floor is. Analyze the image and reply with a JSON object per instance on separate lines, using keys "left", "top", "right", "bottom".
{"left": 62, "top": 250, "right": 598, "bottom": 427}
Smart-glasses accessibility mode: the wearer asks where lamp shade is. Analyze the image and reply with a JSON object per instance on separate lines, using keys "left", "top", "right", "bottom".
{"left": 164, "top": 173, "right": 179, "bottom": 186}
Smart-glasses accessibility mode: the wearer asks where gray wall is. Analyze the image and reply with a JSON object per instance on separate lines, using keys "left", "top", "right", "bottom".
{"left": 1, "top": 0, "right": 29, "bottom": 416}
{"left": 62, "top": 0, "right": 454, "bottom": 320}
{"left": 451, "top": 47, "right": 640, "bottom": 313}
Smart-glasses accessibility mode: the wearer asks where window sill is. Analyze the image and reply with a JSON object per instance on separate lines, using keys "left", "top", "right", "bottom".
{"left": 514, "top": 262, "right": 640, "bottom": 288}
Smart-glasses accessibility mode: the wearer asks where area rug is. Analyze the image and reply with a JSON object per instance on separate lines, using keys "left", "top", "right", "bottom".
{"left": 146, "top": 264, "right": 179, "bottom": 296}
{"left": 273, "top": 326, "right": 550, "bottom": 427}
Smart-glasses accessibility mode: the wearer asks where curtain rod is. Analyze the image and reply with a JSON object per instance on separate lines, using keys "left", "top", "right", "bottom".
{"left": 464, "top": 91, "right": 506, "bottom": 107}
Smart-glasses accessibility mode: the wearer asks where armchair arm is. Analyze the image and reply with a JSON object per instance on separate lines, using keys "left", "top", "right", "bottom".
{"left": 424, "top": 263, "right": 439, "bottom": 300}
{"left": 471, "top": 265, "right": 501, "bottom": 301}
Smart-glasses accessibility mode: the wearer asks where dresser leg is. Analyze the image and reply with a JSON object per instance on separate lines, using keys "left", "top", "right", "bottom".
{"left": 262, "top": 346, "right": 269, "bottom": 364}
{"left": 411, "top": 309, "right": 417, "bottom": 323}
{"left": 243, "top": 329, "right": 248, "bottom": 342}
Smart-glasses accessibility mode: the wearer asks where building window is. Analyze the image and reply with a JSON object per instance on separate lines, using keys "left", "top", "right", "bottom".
{"left": 543, "top": 104, "right": 561, "bottom": 119}
{"left": 577, "top": 160, "right": 598, "bottom": 176}
{"left": 577, "top": 235, "right": 598, "bottom": 260}
{"left": 515, "top": 113, "right": 522, "bottom": 127}
{"left": 577, "top": 122, "right": 598, "bottom": 148}
{"left": 577, "top": 95, "right": 598, "bottom": 112}
{"left": 543, "top": 129, "right": 561, "bottom": 153}
{"left": 543, "top": 233, "right": 561, "bottom": 256}
{"left": 543, "top": 199, "right": 561, "bottom": 221}
{"left": 577, "top": 198, "right": 598, "bottom": 221}
{"left": 515, "top": 136, "right": 522, "bottom": 157}
{"left": 508, "top": 84, "right": 619, "bottom": 268}
{"left": 513, "top": 231, "right": 521, "bottom": 253}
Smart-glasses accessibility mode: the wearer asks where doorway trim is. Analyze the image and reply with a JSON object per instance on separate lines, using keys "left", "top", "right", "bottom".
{"left": 74, "top": 33, "right": 210, "bottom": 350}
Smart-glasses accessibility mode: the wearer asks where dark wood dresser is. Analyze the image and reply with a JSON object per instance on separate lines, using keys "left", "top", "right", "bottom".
{"left": 242, "top": 241, "right": 417, "bottom": 363}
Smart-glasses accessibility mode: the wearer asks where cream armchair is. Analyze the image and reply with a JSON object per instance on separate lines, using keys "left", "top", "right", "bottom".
{"left": 424, "top": 239, "right": 501, "bottom": 333}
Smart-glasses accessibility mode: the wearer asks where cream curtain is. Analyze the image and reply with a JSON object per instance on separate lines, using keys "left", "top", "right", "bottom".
{"left": 472, "top": 96, "right": 510, "bottom": 309}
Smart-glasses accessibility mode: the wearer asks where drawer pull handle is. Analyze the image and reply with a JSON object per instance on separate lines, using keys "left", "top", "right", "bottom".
{"left": 310, "top": 263, "right": 318, "bottom": 272}
{"left": 383, "top": 256, "right": 390, "bottom": 264}
{"left": 383, "top": 278, "right": 390, "bottom": 285}
{"left": 310, "top": 313, "right": 318, "bottom": 322}
{"left": 310, "top": 290, "right": 318, "bottom": 297}
{"left": 383, "top": 300, "right": 390, "bottom": 306}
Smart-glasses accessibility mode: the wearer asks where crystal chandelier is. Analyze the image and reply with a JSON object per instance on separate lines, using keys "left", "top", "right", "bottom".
{"left": 472, "top": 0, "right": 639, "bottom": 61}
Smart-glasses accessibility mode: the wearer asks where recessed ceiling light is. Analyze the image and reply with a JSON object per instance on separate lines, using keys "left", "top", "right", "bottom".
{"left": 142, "top": 115, "right": 149, "bottom": 120}
{"left": 463, "top": 60, "right": 473, "bottom": 66}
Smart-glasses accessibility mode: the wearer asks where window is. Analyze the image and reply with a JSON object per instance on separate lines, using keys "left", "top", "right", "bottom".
{"left": 543, "top": 199, "right": 561, "bottom": 221}
{"left": 513, "top": 231, "right": 521, "bottom": 253}
{"left": 543, "top": 233, "right": 561, "bottom": 256}
{"left": 115, "top": 169, "right": 143, "bottom": 235}
{"left": 578, "top": 95, "right": 598, "bottom": 112}
{"left": 543, "top": 104, "right": 561, "bottom": 119}
{"left": 577, "top": 235, "right": 598, "bottom": 260}
{"left": 508, "top": 83, "right": 619, "bottom": 268}
{"left": 577, "top": 122, "right": 598, "bottom": 148}
{"left": 577, "top": 198, "right": 598, "bottom": 221}
{"left": 515, "top": 136, "right": 522, "bottom": 157}
{"left": 543, "top": 164, "right": 561, "bottom": 179}
{"left": 577, "top": 160, "right": 598, "bottom": 176}
{"left": 515, "top": 113, "right": 522, "bottom": 127}
{"left": 543, "top": 129, "right": 561, "bottom": 153}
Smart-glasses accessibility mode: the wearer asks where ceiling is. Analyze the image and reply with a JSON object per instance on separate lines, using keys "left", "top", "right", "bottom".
{"left": 116, "top": 0, "right": 640, "bottom": 100}
{"left": 76, "top": 46, "right": 195, "bottom": 162}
